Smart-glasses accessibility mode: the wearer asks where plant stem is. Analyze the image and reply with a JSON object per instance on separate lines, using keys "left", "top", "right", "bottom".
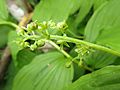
{"left": 0, "top": 21, "right": 94, "bottom": 71}
{"left": 47, "top": 40, "right": 72, "bottom": 59}
{"left": 47, "top": 40, "right": 93, "bottom": 71}
{"left": 0, "top": 21, "right": 20, "bottom": 29}
{"left": 79, "top": 59, "right": 93, "bottom": 71}
{"left": 50, "top": 35, "right": 120, "bottom": 57}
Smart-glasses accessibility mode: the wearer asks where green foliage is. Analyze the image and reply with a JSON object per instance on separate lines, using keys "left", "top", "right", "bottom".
{"left": 66, "top": 65, "right": 120, "bottom": 90}
{"left": 16, "top": 49, "right": 38, "bottom": 70}
{"left": 85, "top": 50, "right": 117, "bottom": 69}
{"left": 12, "top": 52, "right": 73, "bottom": 90}
{"left": 33, "top": 0, "right": 73, "bottom": 22}
{"left": 1, "top": 0, "right": 120, "bottom": 90}
{"left": 1, "top": 49, "right": 38, "bottom": 90}
{"left": 93, "top": 0, "right": 109, "bottom": 10}
{"left": 0, "top": 0, "right": 8, "bottom": 20}
{"left": 8, "top": 31, "right": 22, "bottom": 65}
{"left": 2, "top": 62, "right": 16, "bottom": 90}
{"left": 0, "top": 25, "right": 14, "bottom": 48}
{"left": 96, "top": 26, "right": 120, "bottom": 53}
{"left": 74, "top": 0, "right": 93, "bottom": 27}
{"left": 85, "top": 0, "right": 120, "bottom": 43}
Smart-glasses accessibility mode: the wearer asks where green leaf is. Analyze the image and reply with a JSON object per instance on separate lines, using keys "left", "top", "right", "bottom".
{"left": 0, "top": 0, "right": 8, "bottom": 20}
{"left": 3, "top": 61, "right": 16, "bottom": 90}
{"left": 74, "top": 0, "right": 93, "bottom": 27}
{"left": 2, "top": 50, "right": 37, "bottom": 90}
{"left": 67, "top": 0, "right": 93, "bottom": 38}
{"left": 8, "top": 31, "right": 22, "bottom": 65}
{"left": 32, "top": 0, "right": 73, "bottom": 22}
{"left": 0, "top": 25, "right": 14, "bottom": 48}
{"left": 93, "top": 0, "right": 109, "bottom": 10}
{"left": 85, "top": 50, "right": 117, "bottom": 69}
{"left": 85, "top": 0, "right": 120, "bottom": 53}
{"left": 72, "top": 63, "right": 85, "bottom": 82}
{"left": 96, "top": 26, "right": 120, "bottom": 53}
{"left": 12, "top": 51, "right": 73, "bottom": 90}
{"left": 69, "top": 0, "right": 82, "bottom": 15}
{"left": 66, "top": 65, "right": 120, "bottom": 90}
{"left": 113, "top": 57, "right": 120, "bottom": 65}
{"left": 85, "top": 0, "right": 120, "bottom": 42}
{"left": 16, "top": 49, "right": 37, "bottom": 70}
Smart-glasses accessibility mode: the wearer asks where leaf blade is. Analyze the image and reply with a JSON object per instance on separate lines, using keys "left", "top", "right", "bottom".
{"left": 12, "top": 51, "right": 73, "bottom": 90}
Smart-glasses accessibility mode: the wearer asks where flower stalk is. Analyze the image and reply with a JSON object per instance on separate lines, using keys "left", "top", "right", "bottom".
{"left": 1, "top": 20, "right": 120, "bottom": 71}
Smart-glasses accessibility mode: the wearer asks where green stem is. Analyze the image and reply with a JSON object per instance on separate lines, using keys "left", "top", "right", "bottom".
{"left": 50, "top": 35, "right": 120, "bottom": 57}
{"left": 0, "top": 21, "right": 20, "bottom": 29}
{"left": 47, "top": 40, "right": 72, "bottom": 59}
{"left": 47, "top": 40, "right": 93, "bottom": 71}
{"left": 0, "top": 21, "right": 94, "bottom": 71}
{"left": 79, "top": 59, "right": 93, "bottom": 71}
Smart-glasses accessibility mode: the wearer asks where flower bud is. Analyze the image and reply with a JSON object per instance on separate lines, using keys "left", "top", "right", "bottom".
{"left": 27, "top": 22, "right": 38, "bottom": 31}
{"left": 48, "top": 20, "right": 56, "bottom": 29}
{"left": 30, "top": 44, "right": 37, "bottom": 51}
{"left": 17, "top": 29, "right": 25, "bottom": 36}
{"left": 57, "top": 40, "right": 64, "bottom": 44}
{"left": 56, "top": 21, "right": 68, "bottom": 30}
{"left": 37, "top": 40, "right": 45, "bottom": 47}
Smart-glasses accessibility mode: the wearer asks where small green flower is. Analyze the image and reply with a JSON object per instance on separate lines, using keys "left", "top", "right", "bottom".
{"left": 75, "top": 44, "right": 90, "bottom": 61}
{"left": 27, "top": 22, "right": 38, "bottom": 31}
{"left": 17, "top": 29, "right": 25, "bottom": 36}
{"left": 30, "top": 44, "right": 37, "bottom": 51}
{"left": 36, "top": 39, "right": 45, "bottom": 47}
{"left": 19, "top": 41, "right": 29, "bottom": 48}
{"left": 16, "top": 20, "right": 69, "bottom": 51}
{"left": 56, "top": 21, "right": 68, "bottom": 33}
{"left": 48, "top": 20, "right": 56, "bottom": 29}
{"left": 57, "top": 40, "right": 69, "bottom": 50}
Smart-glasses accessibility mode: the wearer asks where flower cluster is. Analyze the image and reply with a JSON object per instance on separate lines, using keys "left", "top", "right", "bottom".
{"left": 75, "top": 44, "right": 90, "bottom": 62}
{"left": 16, "top": 20, "right": 68, "bottom": 50}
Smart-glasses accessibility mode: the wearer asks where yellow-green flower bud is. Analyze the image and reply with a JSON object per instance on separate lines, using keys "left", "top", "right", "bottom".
{"left": 48, "top": 20, "right": 56, "bottom": 29}
{"left": 30, "top": 44, "right": 37, "bottom": 51}
{"left": 56, "top": 21, "right": 67, "bottom": 30}
{"left": 27, "top": 22, "right": 38, "bottom": 31}
{"left": 37, "top": 40, "right": 45, "bottom": 47}
{"left": 17, "top": 29, "right": 25, "bottom": 36}
{"left": 57, "top": 40, "right": 64, "bottom": 44}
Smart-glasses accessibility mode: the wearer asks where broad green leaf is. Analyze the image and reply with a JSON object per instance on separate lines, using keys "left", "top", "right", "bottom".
{"left": 74, "top": 0, "right": 93, "bottom": 27}
{"left": 0, "top": 25, "right": 14, "bottom": 48}
{"left": 93, "top": 0, "right": 109, "bottom": 10}
{"left": 85, "top": 0, "right": 120, "bottom": 42}
{"left": 85, "top": 50, "right": 117, "bottom": 69}
{"left": 85, "top": 0, "right": 120, "bottom": 53}
{"left": 2, "top": 50, "right": 37, "bottom": 90}
{"left": 66, "top": 65, "right": 120, "bottom": 90}
{"left": 16, "top": 49, "right": 37, "bottom": 70}
{"left": 8, "top": 31, "right": 22, "bottom": 65}
{"left": 0, "top": 0, "right": 8, "bottom": 20}
{"left": 67, "top": 0, "right": 93, "bottom": 38}
{"left": 69, "top": 0, "right": 82, "bottom": 15}
{"left": 96, "top": 26, "right": 120, "bottom": 53}
{"left": 72, "top": 63, "right": 85, "bottom": 82}
{"left": 113, "top": 57, "right": 120, "bottom": 65}
{"left": 3, "top": 61, "right": 16, "bottom": 90}
{"left": 33, "top": 0, "right": 73, "bottom": 22}
{"left": 12, "top": 51, "right": 73, "bottom": 90}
